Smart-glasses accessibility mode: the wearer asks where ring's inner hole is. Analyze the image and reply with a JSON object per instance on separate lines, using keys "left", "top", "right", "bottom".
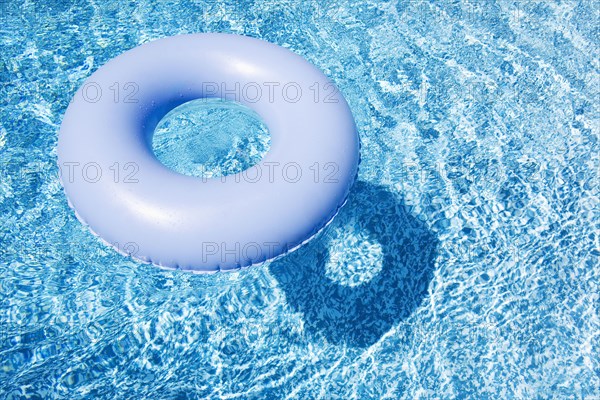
{"left": 152, "top": 98, "right": 271, "bottom": 178}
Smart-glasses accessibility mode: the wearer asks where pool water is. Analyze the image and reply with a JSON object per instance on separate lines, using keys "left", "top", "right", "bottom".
{"left": 1, "top": 0, "right": 599, "bottom": 398}
{"left": 153, "top": 98, "right": 271, "bottom": 179}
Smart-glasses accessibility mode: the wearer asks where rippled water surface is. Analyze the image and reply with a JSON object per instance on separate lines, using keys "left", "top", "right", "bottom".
{"left": 1, "top": 0, "right": 599, "bottom": 398}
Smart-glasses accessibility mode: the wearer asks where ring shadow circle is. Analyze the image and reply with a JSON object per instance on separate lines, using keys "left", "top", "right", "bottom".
{"left": 270, "top": 181, "right": 440, "bottom": 348}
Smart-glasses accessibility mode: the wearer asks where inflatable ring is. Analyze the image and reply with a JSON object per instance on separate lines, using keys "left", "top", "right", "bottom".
{"left": 58, "top": 33, "right": 359, "bottom": 272}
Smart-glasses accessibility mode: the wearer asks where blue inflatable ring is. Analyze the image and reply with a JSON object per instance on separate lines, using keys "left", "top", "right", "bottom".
{"left": 58, "top": 33, "right": 359, "bottom": 272}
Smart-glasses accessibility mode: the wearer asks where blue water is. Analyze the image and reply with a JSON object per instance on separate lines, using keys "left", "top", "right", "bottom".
{"left": 1, "top": 1, "right": 599, "bottom": 398}
{"left": 153, "top": 98, "right": 272, "bottom": 179}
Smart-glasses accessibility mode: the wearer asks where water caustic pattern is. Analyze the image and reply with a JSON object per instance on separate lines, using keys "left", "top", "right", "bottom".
{"left": 153, "top": 98, "right": 271, "bottom": 179}
{"left": 0, "top": 0, "right": 599, "bottom": 398}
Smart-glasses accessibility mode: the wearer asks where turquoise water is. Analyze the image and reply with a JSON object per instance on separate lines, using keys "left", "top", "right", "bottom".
{"left": 153, "top": 98, "right": 272, "bottom": 179}
{"left": 1, "top": 1, "right": 599, "bottom": 398}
